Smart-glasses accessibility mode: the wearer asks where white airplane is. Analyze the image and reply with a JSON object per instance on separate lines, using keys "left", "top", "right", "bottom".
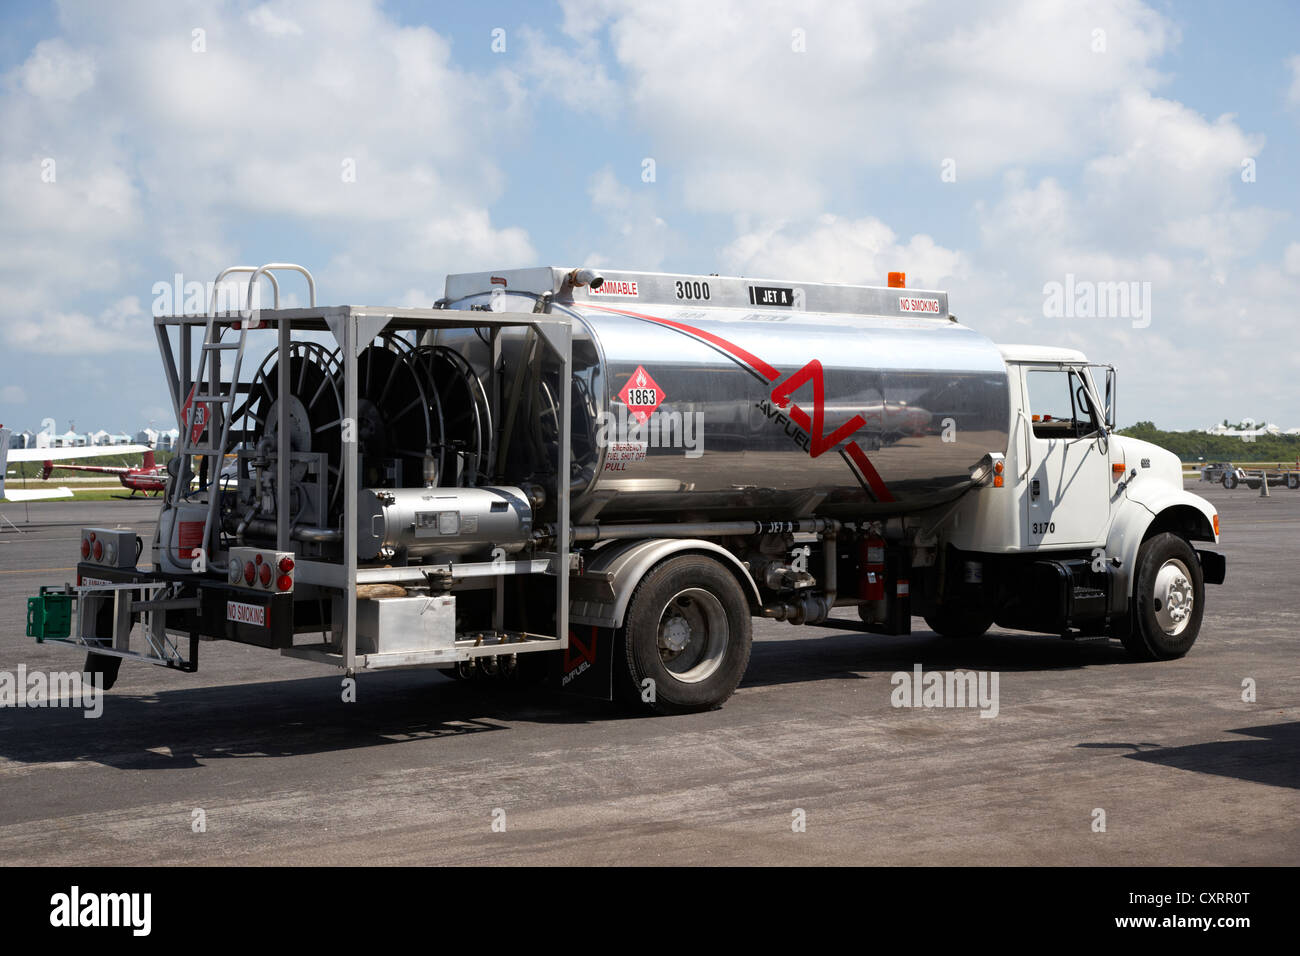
{"left": 1, "top": 424, "right": 152, "bottom": 502}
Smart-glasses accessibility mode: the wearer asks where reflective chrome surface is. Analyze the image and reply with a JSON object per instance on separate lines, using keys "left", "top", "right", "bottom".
{"left": 439, "top": 271, "right": 1010, "bottom": 522}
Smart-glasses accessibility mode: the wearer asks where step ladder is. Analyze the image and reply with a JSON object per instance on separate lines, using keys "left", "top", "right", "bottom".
{"left": 162, "top": 263, "right": 315, "bottom": 571}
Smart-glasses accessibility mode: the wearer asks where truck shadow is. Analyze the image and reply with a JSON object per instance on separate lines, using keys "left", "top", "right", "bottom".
{"left": 1076, "top": 722, "right": 1300, "bottom": 790}
{"left": 740, "top": 625, "right": 1129, "bottom": 688}
{"left": 0, "top": 672, "right": 615, "bottom": 771}
{"left": 0, "top": 627, "right": 1130, "bottom": 770}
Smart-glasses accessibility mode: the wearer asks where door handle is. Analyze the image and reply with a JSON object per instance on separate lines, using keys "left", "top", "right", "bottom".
{"left": 1016, "top": 409, "right": 1032, "bottom": 478}
{"left": 1031, "top": 478, "right": 1041, "bottom": 499}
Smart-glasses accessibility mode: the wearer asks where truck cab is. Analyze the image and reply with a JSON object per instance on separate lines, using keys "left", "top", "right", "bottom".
{"left": 935, "top": 344, "right": 1224, "bottom": 660}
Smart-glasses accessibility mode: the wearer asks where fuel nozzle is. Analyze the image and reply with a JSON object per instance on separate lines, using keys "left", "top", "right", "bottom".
{"left": 567, "top": 268, "right": 604, "bottom": 291}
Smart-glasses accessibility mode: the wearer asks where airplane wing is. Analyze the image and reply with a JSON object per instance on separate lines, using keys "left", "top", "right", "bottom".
{"left": 7, "top": 443, "right": 151, "bottom": 463}
{"left": 4, "top": 486, "right": 74, "bottom": 502}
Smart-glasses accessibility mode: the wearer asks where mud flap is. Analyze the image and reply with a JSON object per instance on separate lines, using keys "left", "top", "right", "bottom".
{"left": 552, "top": 624, "right": 615, "bottom": 700}
{"left": 1196, "top": 549, "right": 1226, "bottom": 585}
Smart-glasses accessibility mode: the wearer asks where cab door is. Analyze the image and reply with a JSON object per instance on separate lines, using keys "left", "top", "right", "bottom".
{"left": 1020, "top": 364, "right": 1113, "bottom": 548}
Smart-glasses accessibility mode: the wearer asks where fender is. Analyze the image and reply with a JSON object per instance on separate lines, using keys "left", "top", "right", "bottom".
{"left": 1105, "top": 485, "right": 1221, "bottom": 602}
{"left": 569, "top": 538, "right": 762, "bottom": 630}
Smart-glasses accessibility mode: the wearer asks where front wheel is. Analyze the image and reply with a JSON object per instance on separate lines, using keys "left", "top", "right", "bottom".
{"left": 1222, "top": 473, "right": 1238, "bottom": 489}
{"left": 615, "top": 555, "right": 752, "bottom": 715}
{"left": 1119, "top": 532, "right": 1205, "bottom": 661}
{"left": 1287, "top": 474, "right": 1299, "bottom": 490}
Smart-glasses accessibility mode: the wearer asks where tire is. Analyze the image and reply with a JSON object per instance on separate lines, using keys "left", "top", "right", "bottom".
{"left": 1119, "top": 532, "right": 1204, "bottom": 661}
{"left": 1222, "top": 473, "right": 1238, "bottom": 489}
{"left": 923, "top": 605, "right": 993, "bottom": 639}
{"left": 84, "top": 652, "right": 121, "bottom": 691}
{"left": 1287, "top": 474, "right": 1299, "bottom": 490}
{"left": 615, "top": 555, "right": 752, "bottom": 715}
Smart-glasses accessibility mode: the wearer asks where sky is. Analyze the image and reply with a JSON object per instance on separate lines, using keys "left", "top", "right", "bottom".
{"left": 0, "top": 0, "right": 1297, "bottom": 434}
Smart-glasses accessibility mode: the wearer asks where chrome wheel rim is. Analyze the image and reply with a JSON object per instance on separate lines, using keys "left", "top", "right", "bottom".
{"left": 656, "top": 588, "right": 728, "bottom": 683}
{"left": 1152, "top": 558, "right": 1194, "bottom": 637}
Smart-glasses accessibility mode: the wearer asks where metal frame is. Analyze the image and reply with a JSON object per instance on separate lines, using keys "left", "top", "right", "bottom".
{"left": 43, "top": 580, "right": 200, "bottom": 672}
{"left": 152, "top": 303, "right": 572, "bottom": 674}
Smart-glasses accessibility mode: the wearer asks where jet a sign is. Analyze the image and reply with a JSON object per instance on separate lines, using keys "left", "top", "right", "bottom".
{"left": 749, "top": 285, "right": 794, "bottom": 307}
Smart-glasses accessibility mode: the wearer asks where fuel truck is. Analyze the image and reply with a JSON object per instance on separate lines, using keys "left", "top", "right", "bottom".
{"left": 26, "top": 263, "right": 1226, "bottom": 714}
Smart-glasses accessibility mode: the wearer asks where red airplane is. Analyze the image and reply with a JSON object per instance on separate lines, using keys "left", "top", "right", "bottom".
{"left": 42, "top": 449, "right": 166, "bottom": 498}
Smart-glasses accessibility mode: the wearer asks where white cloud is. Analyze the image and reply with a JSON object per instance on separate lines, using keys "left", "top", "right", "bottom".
{"left": 557, "top": 0, "right": 1177, "bottom": 214}
{"left": 0, "top": 0, "right": 535, "bottom": 359}
{"left": 5, "top": 296, "right": 151, "bottom": 354}
{"left": 1, "top": 385, "right": 27, "bottom": 405}
{"left": 722, "top": 214, "right": 967, "bottom": 289}
{"left": 1285, "top": 242, "right": 1300, "bottom": 276}
{"left": 582, "top": 166, "right": 677, "bottom": 270}
{"left": 1287, "top": 54, "right": 1300, "bottom": 107}
{"left": 247, "top": 4, "right": 304, "bottom": 37}
{"left": 517, "top": 25, "right": 618, "bottom": 113}
{"left": 17, "top": 38, "right": 95, "bottom": 100}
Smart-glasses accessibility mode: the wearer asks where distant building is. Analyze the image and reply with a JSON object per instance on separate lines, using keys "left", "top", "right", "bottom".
{"left": 135, "top": 427, "right": 178, "bottom": 451}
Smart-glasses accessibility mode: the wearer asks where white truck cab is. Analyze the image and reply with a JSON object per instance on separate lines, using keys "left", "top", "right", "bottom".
{"left": 939, "top": 344, "right": 1222, "bottom": 661}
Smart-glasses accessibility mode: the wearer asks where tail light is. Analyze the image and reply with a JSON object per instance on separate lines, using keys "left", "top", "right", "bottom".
{"left": 93, "top": 540, "right": 103, "bottom": 560}
{"left": 228, "top": 547, "right": 295, "bottom": 592}
{"left": 80, "top": 539, "right": 90, "bottom": 559}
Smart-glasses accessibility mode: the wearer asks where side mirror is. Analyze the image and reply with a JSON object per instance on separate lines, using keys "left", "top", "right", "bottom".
{"left": 1104, "top": 369, "right": 1116, "bottom": 429}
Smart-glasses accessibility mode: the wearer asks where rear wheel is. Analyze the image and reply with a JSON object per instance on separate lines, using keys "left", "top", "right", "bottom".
{"left": 1222, "top": 473, "right": 1238, "bottom": 489}
{"left": 924, "top": 604, "right": 994, "bottom": 640}
{"left": 1119, "top": 532, "right": 1204, "bottom": 661}
{"left": 615, "top": 555, "right": 752, "bottom": 715}
{"left": 1287, "top": 474, "right": 1299, "bottom": 490}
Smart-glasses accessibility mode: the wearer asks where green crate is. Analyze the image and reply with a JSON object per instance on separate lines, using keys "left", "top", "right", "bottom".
{"left": 26, "top": 588, "right": 73, "bottom": 642}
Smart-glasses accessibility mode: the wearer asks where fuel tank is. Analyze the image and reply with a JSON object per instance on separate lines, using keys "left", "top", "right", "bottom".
{"left": 437, "top": 268, "right": 1010, "bottom": 522}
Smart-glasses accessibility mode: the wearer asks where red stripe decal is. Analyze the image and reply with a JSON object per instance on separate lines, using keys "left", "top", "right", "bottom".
{"left": 584, "top": 304, "right": 780, "bottom": 382}
{"left": 846, "top": 441, "right": 895, "bottom": 502}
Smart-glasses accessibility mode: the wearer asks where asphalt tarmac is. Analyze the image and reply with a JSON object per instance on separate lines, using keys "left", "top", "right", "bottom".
{"left": 0, "top": 485, "right": 1294, "bottom": 865}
